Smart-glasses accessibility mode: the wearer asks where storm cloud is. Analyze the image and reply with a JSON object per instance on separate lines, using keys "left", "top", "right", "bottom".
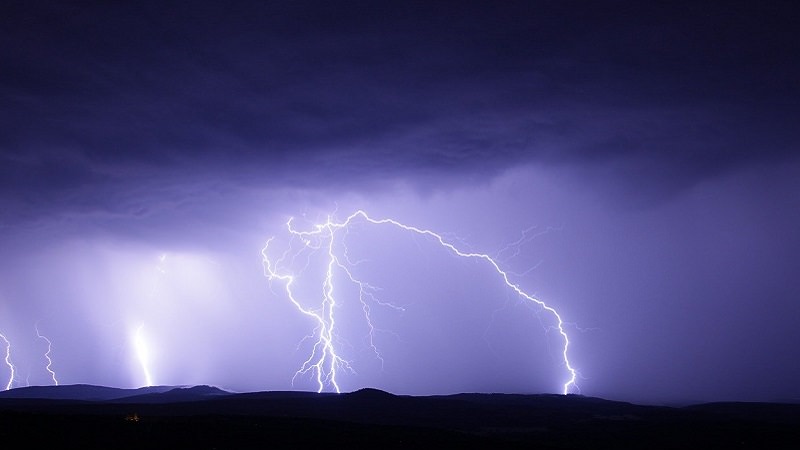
{"left": 1, "top": 1, "right": 798, "bottom": 404}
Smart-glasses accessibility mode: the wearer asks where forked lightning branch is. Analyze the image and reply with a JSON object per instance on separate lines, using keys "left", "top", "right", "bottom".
{"left": 261, "top": 210, "right": 578, "bottom": 394}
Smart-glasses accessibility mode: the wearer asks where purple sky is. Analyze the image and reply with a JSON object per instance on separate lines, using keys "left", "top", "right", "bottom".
{"left": 1, "top": 1, "right": 798, "bottom": 404}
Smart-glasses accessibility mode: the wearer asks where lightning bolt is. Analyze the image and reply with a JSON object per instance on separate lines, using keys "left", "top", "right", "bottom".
{"left": 130, "top": 253, "right": 167, "bottom": 388}
{"left": 0, "top": 332, "right": 15, "bottom": 390}
{"left": 261, "top": 210, "right": 578, "bottom": 395}
{"left": 35, "top": 323, "right": 59, "bottom": 386}
{"left": 134, "top": 324, "right": 154, "bottom": 387}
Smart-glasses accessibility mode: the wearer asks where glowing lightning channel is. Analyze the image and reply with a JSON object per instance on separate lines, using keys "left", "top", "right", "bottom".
{"left": 134, "top": 324, "right": 154, "bottom": 387}
{"left": 130, "top": 253, "right": 166, "bottom": 388}
{"left": 262, "top": 210, "right": 578, "bottom": 395}
{"left": 0, "top": 332, "right": 15, "bottom": 390}
{"left": 35, "top": 323, "right": 59, "bottom": 386}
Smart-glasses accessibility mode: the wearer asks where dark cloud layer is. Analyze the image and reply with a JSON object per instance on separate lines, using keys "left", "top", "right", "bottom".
{"left": 2, "top": 1, "right": 798, "bottom": 219}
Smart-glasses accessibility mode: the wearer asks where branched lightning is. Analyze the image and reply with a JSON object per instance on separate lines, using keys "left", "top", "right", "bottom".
{"left": 35, "top": 323, "right": 59, "bottom": 386}
{"left": 262, "top": 210, "right": 578, "bottom": 394}
{"left": 0, "top": 332, "right": 15, "bottom": 390}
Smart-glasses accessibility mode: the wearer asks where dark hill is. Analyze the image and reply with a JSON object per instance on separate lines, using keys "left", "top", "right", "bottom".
{"left": 0, "top": 384, "right": 176, "bottom": 401}
{"left": 348, "top": 387, "right": 396, "bottom": 399}
{"left": 112, "top": 385, "right": 231, "bottom": 404}
{"left": 0, "top": 385, "right": 798, "bottom": 449}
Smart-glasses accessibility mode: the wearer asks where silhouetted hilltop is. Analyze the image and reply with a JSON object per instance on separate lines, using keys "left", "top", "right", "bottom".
{"left": 112, "top": 385, "right": 231, "bottom": 403}
{"left": 0, "top": 384, "right": 176, "bottom": 401}
{"left": 0, "top": 385, "right": 798, "bottom": 449}
{"left": 348, "top": 387, "right": 397, "bottom": 399}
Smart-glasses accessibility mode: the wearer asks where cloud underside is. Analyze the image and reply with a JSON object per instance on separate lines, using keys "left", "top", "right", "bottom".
{"left": 0, "top": 1, "right": 797, "bottom": 216}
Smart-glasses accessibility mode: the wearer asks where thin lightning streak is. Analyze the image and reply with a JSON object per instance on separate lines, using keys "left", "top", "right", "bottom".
{"left": 132, "top": 253, "right": 166, "bottom": 388}
{"left": 495, "top": 225, "right": 561, "bottom": 278}
{"left": 0, "top": 332, "right": 15, "bottom": 390}
{"left": 335, "top": 259, "right": 397, "bottom": 369}
{"left": 35, "top": 323, "right": 59, "bottom": 385}
{"left": 262, "top": 210, "right": 579, "bottom": 395}
{"left": 495, "top": 224, "right": 561, "bottom": 262}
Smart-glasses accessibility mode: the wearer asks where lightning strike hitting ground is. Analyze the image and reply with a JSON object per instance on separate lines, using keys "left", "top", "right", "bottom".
{"left": 261, "top": 210, "right": 578, "bottom": 395}
{"left": 35, "top": 323, "right": 59, "bottom": 386}
{"left": 130, "top": 254, "right": 167, "bottom": 388}
{"left": 0, "top": 332, "right": 15, "bottom": 390}
{"left": 134, "top": 324, "right": 154, "bottom": 387}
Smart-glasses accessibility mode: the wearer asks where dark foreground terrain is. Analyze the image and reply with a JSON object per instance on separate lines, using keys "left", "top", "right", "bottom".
{"left": 1, "top": 385, "right": 798, "bottom": 449}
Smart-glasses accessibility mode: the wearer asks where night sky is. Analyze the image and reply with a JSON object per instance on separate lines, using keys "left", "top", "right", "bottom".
{"left": 1, "top": 1, "right": 798, "bottom": 404}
